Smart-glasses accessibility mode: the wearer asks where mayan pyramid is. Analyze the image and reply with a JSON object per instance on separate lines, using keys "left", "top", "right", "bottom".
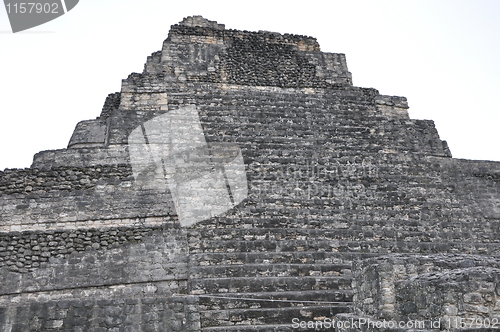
{"left": 1, "top": 16, "right": 500, "bottom": 331}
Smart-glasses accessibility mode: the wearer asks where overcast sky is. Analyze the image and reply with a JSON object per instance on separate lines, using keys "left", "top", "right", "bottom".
{"left": 0, "top": 0, "right": 499, "bottom": 171}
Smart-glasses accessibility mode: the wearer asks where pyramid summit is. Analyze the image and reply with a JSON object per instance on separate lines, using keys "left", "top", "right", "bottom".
{"left": 0, "top": 16, "right": 499, "bottom": 331}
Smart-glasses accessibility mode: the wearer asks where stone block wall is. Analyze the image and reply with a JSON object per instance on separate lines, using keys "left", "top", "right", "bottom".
{"left": 149, "top": 14, "right": 351, "bottom": 88}
{"left": 0, "top": 224, "right": 187, "bottom": 293}
{"left": 99, "top": 92, "right": 122, "bottom": 120}
{"left": 350, "top": 254, "right": 500, "bottom": 330}
{"left": 0, "top": 295, "right": 199, "bottom": 332}
{"left": 0, "top": 225, "right": 193, "bottom": 331}
{"left": 0, "top": 164, "right": 177, "bottom": 232}
{"left": 0, "top": 165, "right": 130, "bottom": 196}
{"left": 374, "top": 95, "right": 410, "bottom": 119}
{"left": 397, "top": 267, "right": 500, "bottom": 328}
{"left": 32, "top": 146, "right": 130, "bottom": 169}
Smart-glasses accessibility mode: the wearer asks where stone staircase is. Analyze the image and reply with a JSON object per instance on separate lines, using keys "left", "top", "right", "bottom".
{"left": 187, "top": 238, "right": 357, "bottom": 331}
{"left": 186, "top": 220, "right": 500, "bottom": 331}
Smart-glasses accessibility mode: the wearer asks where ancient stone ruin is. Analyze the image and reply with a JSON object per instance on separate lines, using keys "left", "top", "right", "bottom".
{"left": 1, "top": 15, "right": 500, "bottom": 331}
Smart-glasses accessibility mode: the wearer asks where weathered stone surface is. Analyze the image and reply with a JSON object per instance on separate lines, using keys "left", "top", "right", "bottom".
{"left": 343, "top": 254, "right": 500, "bottom": 331}
{"left": 0, "top": 15, "right": 499, "bottom": 331}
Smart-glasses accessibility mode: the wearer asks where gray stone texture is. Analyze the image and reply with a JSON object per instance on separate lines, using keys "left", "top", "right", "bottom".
{"left": 0, "top": 15, "right": 499, "bottom": 331}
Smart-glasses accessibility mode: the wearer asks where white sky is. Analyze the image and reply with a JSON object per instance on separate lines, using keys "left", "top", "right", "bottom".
{"left": 0, "top": 0, "right": 499, "bottom": 171}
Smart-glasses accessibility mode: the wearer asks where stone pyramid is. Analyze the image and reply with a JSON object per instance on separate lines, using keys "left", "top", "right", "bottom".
{"left": 1, "top": 16, "right": 499, "bottom": 331}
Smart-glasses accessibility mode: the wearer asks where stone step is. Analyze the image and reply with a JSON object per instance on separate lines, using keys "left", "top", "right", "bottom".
{"left": 189, "top": 276, "right": 352, "bottom": 295}
{"left": 189, "top": 263, "right": 352, "bottom": 279}
{"left": 205, "top": 124, "right": 383, "bottom": 135}
{"left": 189, "top": 226, "right": 469, "bottom": 242}
{"left": 201, "top": 324, "right": 298, "bottom": 332}
{"left": 202, "top": 114, "right": 379, "bottom": 127}
{"left": 192, "top": 208, "right": 469, "bottom": 227}
{"left": 202, "top": 323, "right": 373, "bottom": 332}
{"left": 201, "top": 323, "right": 353, "bottom": 332}
{"left": 208, "top": 133, "right": 416, "bottom": 148}
{"left": 199, "top": 305, "right": 351, "bottom": 328}
{"left": 200, "top": 97, "right": 375, "bottom": 112}
{"left": 197, "top": 290, "right": 353, "bottom": 310}
{"left": 212, "top": 131, "right": 389, "bottom": 142}
{"left": 191, "top": 217, "right": 465, "bottom": 232}
{"left": 188, "top": 237, "right": 474, "bottom": 254}
{"left": 202, "top": 120, "right": 445, "bottom": 154}
{"left": 189, "top": 251, "right": 372, "bottom": 266}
